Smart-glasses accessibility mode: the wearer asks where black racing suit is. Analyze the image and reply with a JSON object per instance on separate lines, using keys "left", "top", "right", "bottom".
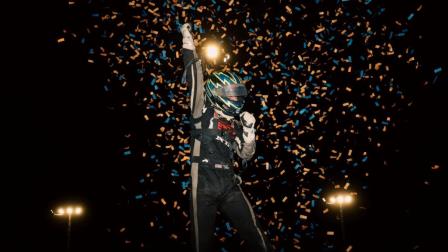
{"left": 182, "top": 48, "right": 269, "bottom": 252}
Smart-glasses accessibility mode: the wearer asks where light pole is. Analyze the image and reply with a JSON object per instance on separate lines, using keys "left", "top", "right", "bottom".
{"left": 53, "top": 205, "right": 83, "bottom": 251}
{"left": 326, "top": 192, "right": 353, "bottom": 245}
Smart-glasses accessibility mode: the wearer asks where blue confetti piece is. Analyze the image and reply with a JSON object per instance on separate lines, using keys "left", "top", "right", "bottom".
{"left": 434, "top": 67, "right": 442, "bottom": 74}
{"left": 181, "top": 180, "right": 190, "bottom": 190}
{"left": 160, "top": 50, "right": 167, "bottom": 60}
{"left": 359, "top": 70, "right": 365, "bottom": 77}
{"left": 123, "top": 150, "right": 132, "bottom": 156}
{"left": 135, "top": 194, "right": 143, "bottom": 200}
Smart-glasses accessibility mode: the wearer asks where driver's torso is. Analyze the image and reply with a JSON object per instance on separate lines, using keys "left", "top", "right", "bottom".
{"left": 191, "top": 102, "right": 242, "bottom": 166}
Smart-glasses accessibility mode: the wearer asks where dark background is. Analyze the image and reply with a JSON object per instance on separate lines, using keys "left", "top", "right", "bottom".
{"left": 4, "top": 0, "right": 447, "bottom": 251}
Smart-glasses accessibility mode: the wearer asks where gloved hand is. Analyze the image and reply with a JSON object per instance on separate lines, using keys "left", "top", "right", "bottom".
{"left": 180, "top": 23, "right": 195, "bottom": 50}
{"left": 180, "top": 23, "right": 191, "bottom": 36}
{"left": 240, "top": 111, "right": 255, "bottom": 128}
{"left": 240, "top": 111, "right": 256, "bottom": 143}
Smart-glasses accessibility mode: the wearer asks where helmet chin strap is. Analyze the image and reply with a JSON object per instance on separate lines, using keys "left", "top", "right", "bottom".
{"left": 215, "top": 108, "right": 234, "bottom": 120}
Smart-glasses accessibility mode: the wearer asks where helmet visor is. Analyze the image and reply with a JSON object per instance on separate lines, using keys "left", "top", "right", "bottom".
{"left": 215, "top": 84, "right": 247, "bottom": 97}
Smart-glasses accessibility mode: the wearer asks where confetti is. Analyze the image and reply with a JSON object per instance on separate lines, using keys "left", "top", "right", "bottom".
{"left": 61, "top": 0, "right": 442, "bottom": 250}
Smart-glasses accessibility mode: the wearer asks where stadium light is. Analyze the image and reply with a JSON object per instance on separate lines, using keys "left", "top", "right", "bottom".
{"left": 325, "top": 192, "right": 354, "bottom": 245}
{"left": 53, "top": 205, "right": 83, "bottom": 251}
{"left": 204, "top": 43, "right": 220, "bottom": 60}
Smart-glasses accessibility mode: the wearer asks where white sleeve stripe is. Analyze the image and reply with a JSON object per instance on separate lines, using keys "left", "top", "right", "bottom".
{"left": 190, "top": 65, "right": 195, "bottom": 112}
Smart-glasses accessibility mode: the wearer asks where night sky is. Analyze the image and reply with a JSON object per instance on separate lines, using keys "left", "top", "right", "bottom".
{"left": 4, "top": 0, "right": 448, "bottom": 251}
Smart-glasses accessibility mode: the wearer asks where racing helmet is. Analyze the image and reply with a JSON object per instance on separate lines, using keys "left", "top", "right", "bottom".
{"left": 205, "top": 71, "right": 248, "bottom": 117}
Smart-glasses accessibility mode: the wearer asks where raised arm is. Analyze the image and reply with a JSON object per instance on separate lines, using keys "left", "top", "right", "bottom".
{"left": 180, "top": 23, "right": 205, "bottom": 119}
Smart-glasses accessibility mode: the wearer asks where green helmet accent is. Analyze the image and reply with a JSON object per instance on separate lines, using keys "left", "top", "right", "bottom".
{"left": 205, "top": 71, "right": 247, "bottom": 116}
